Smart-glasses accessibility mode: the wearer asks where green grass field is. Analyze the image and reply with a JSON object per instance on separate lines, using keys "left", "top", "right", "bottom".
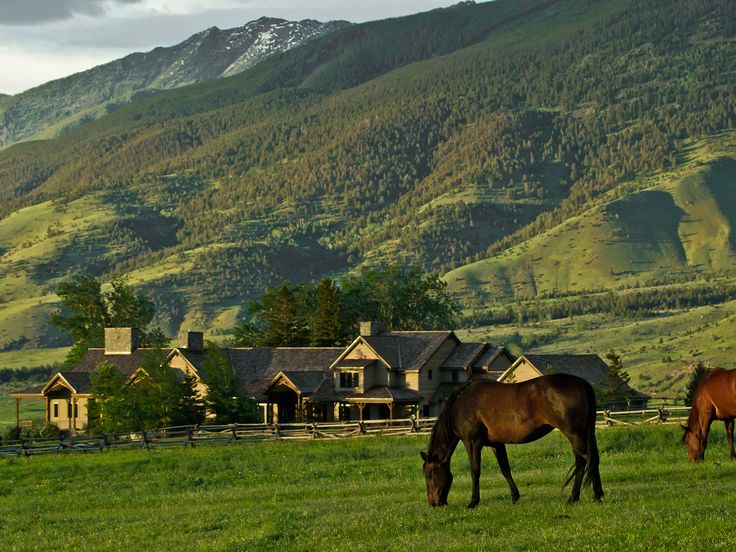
{"left": 1, "top": 425, "right": 736, "bottom": 551}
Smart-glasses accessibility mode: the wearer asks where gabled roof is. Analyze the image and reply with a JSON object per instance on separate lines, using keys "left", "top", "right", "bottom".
{"left": 228, "top": 347, "right": 343, "bottom": 397}
{"left": 506, "top": 354, "right": 610, "bottom": 384}
{"left": 501, "top": 354, "right": 648, "bottom": 398}
{"left": 441, "top": 342, "right": 487, "bottom": 369}
{"left": 41, "top": 372, "right": 92, "bottom": 395}
{"left": 70, "top": 348, "right": 173, "bottom": 377}
{"left": 332, "top": 331, "right": 457, "bottom": 372}
{"left": 473, "top": 346, "right": 515, "bottom": 369}
{"left": 172, "top": 349, "right": 206, "bottom": 378}
{"left": 266, "top": 370, "right": 327, "bottom": 396}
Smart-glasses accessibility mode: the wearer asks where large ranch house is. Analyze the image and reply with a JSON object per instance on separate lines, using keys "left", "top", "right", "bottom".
{"left": 11, "top": 323, "right": 646, "bottom": 433}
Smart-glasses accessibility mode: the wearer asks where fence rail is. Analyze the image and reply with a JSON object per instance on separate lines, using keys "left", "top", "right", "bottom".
{"left": 0, "top": 407, "right": 691, "bottom": 458}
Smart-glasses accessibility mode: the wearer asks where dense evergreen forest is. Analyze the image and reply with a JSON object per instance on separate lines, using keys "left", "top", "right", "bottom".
{"left": 0, "top": 0, "right": 735, "bottom": 346}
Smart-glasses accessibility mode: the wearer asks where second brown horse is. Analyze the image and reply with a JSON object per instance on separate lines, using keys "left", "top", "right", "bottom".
{"left": 421, "top": 373, "right": 604, "bottom": 507}
{"left": 682, "top": 368, "right": 736, "bottom": 461}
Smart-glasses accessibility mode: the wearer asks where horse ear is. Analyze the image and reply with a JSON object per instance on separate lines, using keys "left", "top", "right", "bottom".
{"left": 420, "top": 451, "right": 429, "bottom": 462}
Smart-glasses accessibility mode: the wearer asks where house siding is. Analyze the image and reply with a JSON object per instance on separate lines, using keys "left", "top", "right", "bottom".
{"left": 502, "top": 360, "right": 541, "bottom": 383}
{"left": 418, "top": 338, "right": 458, "bottom": 415}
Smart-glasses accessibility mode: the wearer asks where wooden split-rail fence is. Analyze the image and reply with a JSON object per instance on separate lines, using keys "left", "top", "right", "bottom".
{"left": 0, "top": 406, "right": 692, "bottom": 458}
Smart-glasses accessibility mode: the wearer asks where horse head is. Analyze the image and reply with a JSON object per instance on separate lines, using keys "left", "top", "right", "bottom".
{"left": 681, "top": 423, "right": 705, "bottom": 461}
{"left": 420, "top": 451, "right": 453, "bottom": 506}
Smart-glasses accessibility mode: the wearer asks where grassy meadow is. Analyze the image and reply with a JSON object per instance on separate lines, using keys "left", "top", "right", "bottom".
{"left": 2, "top": 425, "right": 736, "bottom": 551}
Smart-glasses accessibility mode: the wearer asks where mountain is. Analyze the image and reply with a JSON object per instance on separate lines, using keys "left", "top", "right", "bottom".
{"left": 0, "top": 0, "right": 735, "bottom": 393}
{"left": 0, "top": 17, "right": 348, "bottom": 148}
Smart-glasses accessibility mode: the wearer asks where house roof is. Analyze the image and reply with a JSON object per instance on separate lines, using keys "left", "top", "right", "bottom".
{"left": 514, "top": 354, "right": 610, "bottom": 384}
{"left": 269, "top": 370, "right": 327, "bottom": 396}
{"left": 441, "top": 343, "right": 487, "bottom": 369}
{"left": 228, "top": 347, "right": 343, "bottom": 398}
{"left": 473, "top": 346, "right": 515, "bottom": 369}
{"left": 344, "top": 385, "right": 423, "bottom": 403}
{"left": 70, "top": 348, "right": 173, "bottom": 377}
{"left": 505, "top": 354, "right": 648, "bottom": 398}
{"left": 356, "top": 331, "right": 457, "bottom": 371}
{"left": 40, "top": 372, "right": 93, "bottom": 395}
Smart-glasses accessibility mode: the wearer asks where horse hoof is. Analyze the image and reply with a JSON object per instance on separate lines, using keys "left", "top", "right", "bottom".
{"left": 567, "top": 497, "right": 580, "bottom": 504}
{"left": 511, "top": 495, "right": 520, "bottom": 504}
{"left": 466, "top": 501, "right": 479, "bottom": 509}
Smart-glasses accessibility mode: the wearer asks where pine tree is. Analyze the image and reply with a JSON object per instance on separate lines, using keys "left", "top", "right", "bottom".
{"left": 602, "top": 350, "right": 632, "bottom": 404}
{"left": 261, "top": 284, "right": 306, "bottom": 346}
{"left": 311, "top": 278, "right": 342, "bottom": 346}
{"left": 202, "top": 342, "right": 258, "bottom": 424}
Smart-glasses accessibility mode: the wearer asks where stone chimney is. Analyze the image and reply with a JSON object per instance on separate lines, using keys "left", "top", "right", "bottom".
{"left": 178, "top": 330, "right": 204, "bottom": 352}
{"left": 359, "top": 321, "right": 385, "bottom": 337}
{"left": 104, "top": 327, "right": 139, "bottom": 355}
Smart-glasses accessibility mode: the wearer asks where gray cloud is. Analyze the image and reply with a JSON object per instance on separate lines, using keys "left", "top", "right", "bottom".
{"left": 0, "top": 0, "right": 142, "bottom": 25}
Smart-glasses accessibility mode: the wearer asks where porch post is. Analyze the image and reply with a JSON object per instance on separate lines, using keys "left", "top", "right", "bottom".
{"left": 388, "top": 402, "right": 394, "bottom": 420}
{"left": 15, "top": 397, "right": 20, "bottom": 427}
{"left": 45, "top": 396, "right": 49, "bottom": 424}
{"left": 357, "top": 402, "right": 365, "bottom": 421}
{"left": 72, "top": 397, "right": 78, "bottom": 432}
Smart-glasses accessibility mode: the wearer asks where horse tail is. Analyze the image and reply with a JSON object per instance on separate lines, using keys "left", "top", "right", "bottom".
{"left": 562, "top": 380, "right": 600, "bottom": 491}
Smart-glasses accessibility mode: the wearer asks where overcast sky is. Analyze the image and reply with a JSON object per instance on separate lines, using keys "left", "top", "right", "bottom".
{"left": 0, "top": 0, "right": 458, "bottom": 95}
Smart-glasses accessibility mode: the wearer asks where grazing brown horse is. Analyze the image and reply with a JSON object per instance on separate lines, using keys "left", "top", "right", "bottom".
{"left": 682, "top": 368, "right": 736, "bottom": 461}
{"left": 420, "top": 374, "right": 604, "bottom": 508}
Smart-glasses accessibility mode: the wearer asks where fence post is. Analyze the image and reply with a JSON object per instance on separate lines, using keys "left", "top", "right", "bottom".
{"left": 141, "top": 431, "right": 149, "bottom": 450}
{"left": 187, "top": 426, "right": 195, "bottom": 447}
{"left": 230, "top": 424, "right": 237, "bottom": 443}
{"left": 359, "top": 421, "right": 367, "bottom": 435}
{"left": 311, "top": 422, "right": 318, "bottom": 438}
{"left": 604, "top": 410, "right": 613, "bottom": 427}
{"left": 657, "top": 407, "right": 666, "bottom": 423}
{"left": 274, "top": 423, "right": 281, "bottom": 439}
{"left": 21, "top": 436, "right": 31, "bottom": 457}
{"left": 410, "top": 415, "right": 419, "bottom": 433}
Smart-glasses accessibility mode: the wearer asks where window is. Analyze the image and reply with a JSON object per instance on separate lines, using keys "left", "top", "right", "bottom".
{"left": 428, "top": 369, "right": 433, "bottom": 381}
{"left": 67, "top": 402, "right": 72, "bottom": 419}
{"left": 452, "top": 370, "right": 459, "bottom": 383}
{"left": 422, "top": 405, "right": 431, "bottom": 417}
{"left": 339, "top": 371, "right": 359, "bottom": 388}
{"left": 52, "top": 402, "right": 59, "bottom": 418}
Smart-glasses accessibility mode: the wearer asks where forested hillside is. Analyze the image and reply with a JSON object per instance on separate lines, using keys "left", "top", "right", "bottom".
{"left": 0, "top": 0, "right": 735, "bottom": 374}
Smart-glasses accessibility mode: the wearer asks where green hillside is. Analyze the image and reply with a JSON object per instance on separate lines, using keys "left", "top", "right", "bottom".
{"left": 0, "top": 0, "right": 735, "bottom": 391}
{"left": 445, "top": 149, "right": 736, "bottom": 301}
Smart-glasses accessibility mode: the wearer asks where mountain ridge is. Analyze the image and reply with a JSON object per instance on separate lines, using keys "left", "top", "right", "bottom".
{"left": 0, "top": 16, "right": 349, "bottom": 148}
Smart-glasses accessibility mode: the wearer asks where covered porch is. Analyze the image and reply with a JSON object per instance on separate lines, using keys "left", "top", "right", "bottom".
{"left": 263, "top": 370, "right": 334, "bottom": 423}
{"left": 342, "top": 386, "right": 422, "bottom": 421}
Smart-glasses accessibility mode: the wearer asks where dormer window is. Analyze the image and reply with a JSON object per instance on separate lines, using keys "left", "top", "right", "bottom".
{"left": 339, "top": 371, "right": 359, "bottom": 389}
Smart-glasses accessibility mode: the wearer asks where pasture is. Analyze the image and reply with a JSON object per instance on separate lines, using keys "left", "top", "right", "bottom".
{"left": 1, "top": 425, "right": 736, "bottom": 551}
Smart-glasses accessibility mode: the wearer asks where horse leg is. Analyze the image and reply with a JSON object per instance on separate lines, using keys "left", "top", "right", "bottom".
{"left": 726, "top": 418, "right": 736, "bottom": 460}
{"left": 463, "top": 439, "right": 482, "bottom": 509}
{"left": 564, "top": 434, "right": 587, "bottom": 503}
{"left": 698, "top": 416, "right": 713, "bottom": 461}
{"left": 492, "top": 444, "right": 520, "bottom": 504}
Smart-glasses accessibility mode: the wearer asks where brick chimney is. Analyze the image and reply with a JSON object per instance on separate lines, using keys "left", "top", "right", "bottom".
{"left": 104, "top": 328, "right": 138, "bottom": 355}
{"left": 178, "top": 330, "right": 204, "bottom": 352}
{"left": 359, "top": 321, "right": 385, "bottom": 337}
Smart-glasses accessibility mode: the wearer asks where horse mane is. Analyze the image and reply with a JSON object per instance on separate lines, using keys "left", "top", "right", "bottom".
{"left": 681, "top": 369, "right": 716, "bottom": 442}
{"left": 427, "top": 381, "right": 474, "bottom": 463}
